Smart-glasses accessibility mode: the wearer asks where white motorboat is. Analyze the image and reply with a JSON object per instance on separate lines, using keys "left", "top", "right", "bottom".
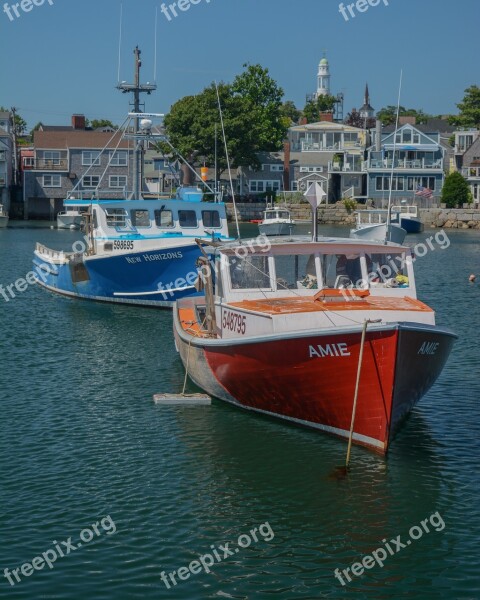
{"left": 57, "top": 205, "right": 85, "bottom": 230}
{"left": 258, "top": 205, "right": 295, "bottom": 236}
{"left": 350, "top": 209, "right": 407, "bottom": 244}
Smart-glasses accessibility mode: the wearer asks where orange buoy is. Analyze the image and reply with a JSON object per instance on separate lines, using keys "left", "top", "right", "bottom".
{"left": 201, "top": 167, "right": 208, "bottom": 182}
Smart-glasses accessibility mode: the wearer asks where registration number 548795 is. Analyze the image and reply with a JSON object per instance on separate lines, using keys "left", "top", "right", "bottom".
{"left": 222, "top": 310, "right": 246, "bottom": 335}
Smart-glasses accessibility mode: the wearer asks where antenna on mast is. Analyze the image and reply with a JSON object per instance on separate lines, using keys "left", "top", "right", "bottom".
{"left": 153, "top": 7, "right": 158, "bottom": 83}
{"left": 117, "top": 47, "right": 157, "bottom": 198}
{"left": 117, "top": 3, "right": 123, "bottom": 83}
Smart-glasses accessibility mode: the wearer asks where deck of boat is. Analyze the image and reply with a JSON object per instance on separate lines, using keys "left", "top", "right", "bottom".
{"left": 229, "top": 295, "right": 433, "bottom": 315}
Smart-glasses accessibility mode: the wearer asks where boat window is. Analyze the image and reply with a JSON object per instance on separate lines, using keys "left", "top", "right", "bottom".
{"left": 275, "top": 254, "right": 317, "bottom": 290}
{"left": 229, "top": 254, "right": 272, "bottom": 290}
{"left": 278, "top": 211, "right": 289, "bottom": 219}
{"left": 202, "top": 210, "right": 221, "bottom": 228}
{"left": 321, "top": 254, "right": 363, "bottom": 289}
{"left": 179, "top": 210, "right": 197, "bottom": 228}
{"left": 366, "top": 252, "right": 410, "bottom": 288}
{"left": 154, "top": 209, "right": 174, "bottom": 228}
{"left": 131, "top": 210, "right": 151, "bottom": 227}
{"left": 105, "top": 208, "right": 127, "bottom": 227}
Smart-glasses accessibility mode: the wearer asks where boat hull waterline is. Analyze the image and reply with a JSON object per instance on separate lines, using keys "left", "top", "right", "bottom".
{"left": 174, "top": 310, "right": 456, "bottom": 454}
{"left": 34, "top": 243, "right": 207, "bottom": 307}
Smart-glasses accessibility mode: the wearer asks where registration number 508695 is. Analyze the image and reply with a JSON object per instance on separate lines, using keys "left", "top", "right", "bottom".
{"left": 222, "top": 310, "right": 246, "bottom": 335}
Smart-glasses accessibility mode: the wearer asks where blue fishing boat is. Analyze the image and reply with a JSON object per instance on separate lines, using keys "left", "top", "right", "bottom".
{"left": 33, "top": 48, "right": 233, "bottom": 307}
{"left": 33, "top": 188, "right": 230, "bottom": 307}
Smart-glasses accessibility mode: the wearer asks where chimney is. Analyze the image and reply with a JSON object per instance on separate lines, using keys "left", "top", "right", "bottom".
{"left": 283, "top": 142, "right": 291, "bottom": 192}
{"left": 375, "top": 119, "right": 382, "bottom": 152}
{"left": 299, "top": 116, "right": 308, "bottom": 125}
{"left": 319, "top": 112, "right": 333, "bottom": 123}
{"left": 72, "top": 114, "right": 86, "bottom": 130}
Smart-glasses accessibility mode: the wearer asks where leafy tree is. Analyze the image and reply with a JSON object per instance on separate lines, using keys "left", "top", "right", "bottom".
{"left": 345, "top": 109, "right": 375, "bottom": 129}
{"left": 163, "top": 64, "right": 287, "bottom": 179}
{"left": 448, "top": 85, "right": 480, "bottom": 128}
{"left": 91, "top": 119, "right": 116, "bottom": 129}
{"left": 316, "top": 94, "right": 337, "bottom": 113}
{"left": 376, "top": 106, "right": 431, "bottom": 126}
{"left": 280, "top": 100, "right": 301, "bottom": 124}
{"left": 441, "top": 171, "right": 472, "bottom": 208}
{"left": 302, "top": 95, "right": 337, "bottom": 123}
{"left": 303, "top": 100, "right": 319, "bottom": 124}
{"left": 232, "top": 63, "right": 286, "bottom": 151}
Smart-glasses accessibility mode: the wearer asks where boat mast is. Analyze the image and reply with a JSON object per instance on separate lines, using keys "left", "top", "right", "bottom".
{"left": 117, "top": 46, "right": 157, "bottom": 199}
{"left": 385, "top": 70, "right": 403, "bottom": 244}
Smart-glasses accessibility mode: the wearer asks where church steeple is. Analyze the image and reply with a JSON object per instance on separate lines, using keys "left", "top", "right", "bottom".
{"left": 359, "top": 82, "right": 374, "bottom": 119}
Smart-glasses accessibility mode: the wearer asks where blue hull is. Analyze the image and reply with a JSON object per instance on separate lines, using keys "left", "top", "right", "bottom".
{"left": 33, "top": 244, "right": 208, "bottom": 308}
{"left": 400, "top": 217, "right": 424, "bottom": 234}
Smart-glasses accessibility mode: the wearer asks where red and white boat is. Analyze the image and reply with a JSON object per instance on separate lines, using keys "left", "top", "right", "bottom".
{"left": 173, "top": 236, "right": 456, "bottom": 454}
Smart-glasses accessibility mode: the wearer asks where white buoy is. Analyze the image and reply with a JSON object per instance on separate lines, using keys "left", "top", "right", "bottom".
{"left": 153, "top": 393, "right": 211, "bottom": 406}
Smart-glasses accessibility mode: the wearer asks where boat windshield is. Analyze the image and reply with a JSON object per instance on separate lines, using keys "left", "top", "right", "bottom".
{"left": 229, "top": 254, "right": 272, "bottom": 290}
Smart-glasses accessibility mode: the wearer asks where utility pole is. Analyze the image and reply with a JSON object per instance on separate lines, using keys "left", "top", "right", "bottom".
{"left": 116, "top": 46, "right": 157, "bottom": 198}
{"left": 10, "top": 106, "right": 18, "bottom": 186}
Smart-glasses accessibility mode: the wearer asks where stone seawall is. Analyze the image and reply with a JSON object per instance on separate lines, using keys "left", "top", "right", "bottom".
{"left": 226, "top": 203, "right": 480, "bottom": 229}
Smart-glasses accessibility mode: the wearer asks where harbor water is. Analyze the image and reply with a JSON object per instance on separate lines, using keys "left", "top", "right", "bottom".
{"left": 0, "top": 222, "right": 479, "bottom": 599}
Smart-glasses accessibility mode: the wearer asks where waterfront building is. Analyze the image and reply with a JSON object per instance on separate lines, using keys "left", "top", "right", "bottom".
{"left": 23, "top": 115, "right": 134, "bottom": 219}
{"left": 366, "top": 123, "right": 445, "bottom": 205}
{"left": 237, "top": 151, "right": 286, "bottom": 198}
{"left": 143, "top": 149, "right": 180, "bottom": 197}
{"left": 460, "top": 135, "right": 480, "bottom": 206}
{"left": 288, "top": 121, "right": 367, "bottom": 201}
{"left": 0, "top": 111, "right": 13, "bottom": 211}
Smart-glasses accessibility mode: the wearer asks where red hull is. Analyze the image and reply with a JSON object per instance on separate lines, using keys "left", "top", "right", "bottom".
{"left": 203, "top": 330, "right": 397, "bottom": 452}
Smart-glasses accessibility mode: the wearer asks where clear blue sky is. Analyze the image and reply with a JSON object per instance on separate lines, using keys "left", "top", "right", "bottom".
{"left": 0, "top": 0, "right": 478, "bottom": 129}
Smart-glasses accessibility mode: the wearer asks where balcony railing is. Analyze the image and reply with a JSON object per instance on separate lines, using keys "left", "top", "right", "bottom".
{"left": 31, "top": 159, "right": 69, "bottom": 171}
{"left": 291, "top": 141, "right": 363, "bottom": 152}
{"left": 462, "top": 167, "right": 480, "bottom": 178}
{"left": 369, "top": 158, "right": 443, "bottom": 170}
{"left": 328, "top": 160, "right": 366, "bottom": 172}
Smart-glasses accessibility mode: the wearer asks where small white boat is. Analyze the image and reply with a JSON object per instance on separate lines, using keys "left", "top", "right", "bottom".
{"left": 258, "top": 205, "right": 295, "bottom": 236}
{"left": 391, "top": 203, "right": 424, "bottom": 234}
{"left": 0, "top": 204, "right": 8, "bottom": 228}
{"left": 350, "top": 209, "right": 407, "bottom": 244}
{"left": 57, "top": 205, "right": 85, "bottom": 230}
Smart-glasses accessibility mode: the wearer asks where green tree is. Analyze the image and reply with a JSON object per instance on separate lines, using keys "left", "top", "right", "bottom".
{"left": 280, "top": 100, "right": 301, "bottom": 124}
{"left": 232, "top": 63, "right": 286, "bottom": 151}
{"left": 448, "top": 85, "right": 480, "bottom": 128}
{"left": 163, "top": 64, "right": 287, "bottom": 178}
{"left": 90, "top": 119, "right": 116, "bottom": 129}
{"left": 302, "top": 95, "right": 337, "bottom": 123}
{"left": 441, "top": 171, "right": 472, "bottom": 208}
{"left": 376, "top": 106, "right": 431, "bottom": 126}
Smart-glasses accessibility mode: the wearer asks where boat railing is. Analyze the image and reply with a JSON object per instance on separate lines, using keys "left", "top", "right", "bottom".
{"left": 35, "top": 243, "right": 75, "bottom": 261}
